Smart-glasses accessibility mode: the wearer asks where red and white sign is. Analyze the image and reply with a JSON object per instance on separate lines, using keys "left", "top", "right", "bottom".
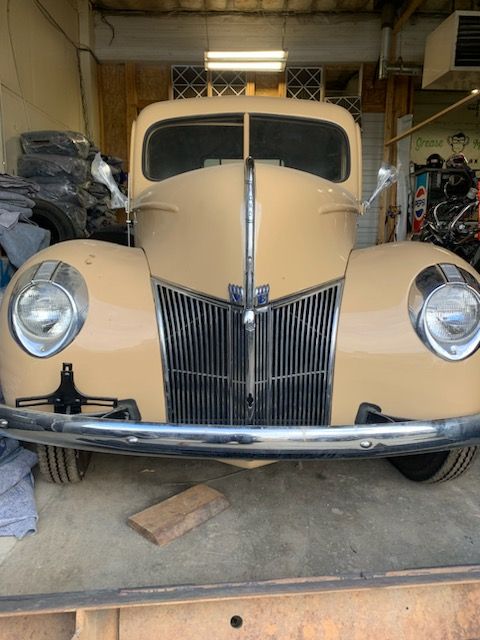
{"left": 413, "top": 185, "right": 427, "bottom": 233}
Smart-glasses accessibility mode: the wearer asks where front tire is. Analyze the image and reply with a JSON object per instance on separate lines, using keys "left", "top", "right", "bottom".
{"left": 389, "top": 447, "right": 477, "bottom": 483}
{"left": 36, "top": 445, "right": 91, "bottom": 483}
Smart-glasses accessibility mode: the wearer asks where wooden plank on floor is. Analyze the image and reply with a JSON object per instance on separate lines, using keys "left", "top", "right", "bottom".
{"left": 127, "top": 485, "right": 229, "bottom": 547}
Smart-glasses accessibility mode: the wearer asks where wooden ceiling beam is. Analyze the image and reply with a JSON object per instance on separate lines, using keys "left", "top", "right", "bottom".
{"left": 393, "top": 0, "right": 426, "bottom": 34}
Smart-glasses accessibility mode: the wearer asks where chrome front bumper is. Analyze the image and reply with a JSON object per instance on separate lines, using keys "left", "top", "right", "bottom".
{"left": 0, "top": 404, "right": 480, "bottom": 459}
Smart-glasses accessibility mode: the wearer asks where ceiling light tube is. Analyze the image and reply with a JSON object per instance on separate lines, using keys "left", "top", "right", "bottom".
{"left": 204, "top": 50, "right": 288, "bottom": 72}
{"left": 206, "top": 50, "right": 287, "bottom": 60}
{"left": 206, "top": 61, "right": 285, "bottom": 71}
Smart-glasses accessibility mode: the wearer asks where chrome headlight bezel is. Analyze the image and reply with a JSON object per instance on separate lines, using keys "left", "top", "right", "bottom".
{"left": 9, "top": 261, "right": 88, "bottom": 358}
{"left": 409, "top": 263, "right": 480, "bottom": 361}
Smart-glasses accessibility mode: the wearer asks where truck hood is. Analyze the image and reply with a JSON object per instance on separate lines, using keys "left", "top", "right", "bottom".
{"left": 134, "top": 163, "right": 359, "bottom": 300}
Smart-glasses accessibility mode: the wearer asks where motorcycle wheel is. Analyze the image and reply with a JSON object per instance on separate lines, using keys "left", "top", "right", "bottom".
{"left": 389, "top": 447, "right": 477, "bottom": 483}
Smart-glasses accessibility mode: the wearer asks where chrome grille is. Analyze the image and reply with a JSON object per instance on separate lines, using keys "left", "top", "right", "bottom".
{"left": 156, "top": 281, "right": 342, "bottom": 426}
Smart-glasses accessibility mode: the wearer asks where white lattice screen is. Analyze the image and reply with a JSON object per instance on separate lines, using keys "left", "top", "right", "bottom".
{"left": 171, "top": 66, "right": 247, "bottom": 99}
{"left": 325, "top": 96, "right": 362, "bottom": 123}
{"left": 286, "top": 67, "right": 322, "bottom": 101}
{"left": 171, "top": 66, "right": 208, "bottom": 99}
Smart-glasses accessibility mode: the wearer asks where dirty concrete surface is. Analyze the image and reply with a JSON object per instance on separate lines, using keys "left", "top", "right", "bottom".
{"left": 1, "top": 452, "right": 479, "bottom": 596}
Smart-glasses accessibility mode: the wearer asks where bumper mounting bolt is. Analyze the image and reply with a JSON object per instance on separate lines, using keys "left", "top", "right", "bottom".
{"left": 126, "top": 436, "right": 138, "bottom": 444}
{"left": 0, "top": 419, "right": 8, "bottom": 427}
{"left": 360, "top": 440, "right": 373, "bottom": 449}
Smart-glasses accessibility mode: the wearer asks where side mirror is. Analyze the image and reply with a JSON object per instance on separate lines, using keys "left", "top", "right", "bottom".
{"left": 91, "top": 152, "right": 127, "bottom": 210}
{"left": 363, "top": 163, "right": 399, "bottom": 212}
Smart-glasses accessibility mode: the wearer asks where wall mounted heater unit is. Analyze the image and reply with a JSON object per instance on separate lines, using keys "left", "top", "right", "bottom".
{"left": 423, "top": 11, "right": 480, "bottom": 90}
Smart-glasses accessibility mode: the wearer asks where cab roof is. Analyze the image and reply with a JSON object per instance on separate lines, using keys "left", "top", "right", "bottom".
{"left": 135, "top": 96, "right": 357, "bottom": 136}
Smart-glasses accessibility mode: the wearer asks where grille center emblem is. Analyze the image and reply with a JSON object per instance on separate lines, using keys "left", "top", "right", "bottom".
{"left": 228, "top": 284, "right": 270, "bottom": 307}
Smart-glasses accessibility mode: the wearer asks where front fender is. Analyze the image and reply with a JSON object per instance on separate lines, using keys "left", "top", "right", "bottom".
{"left": 0, "top": 240, "right": 166, "bottom": 422}
{"left": 331, "top": 241, "right": 480, "bottom": 424}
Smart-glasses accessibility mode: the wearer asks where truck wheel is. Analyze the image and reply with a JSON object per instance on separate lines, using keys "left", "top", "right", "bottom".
{"left": 36, "top": 445, "right": 91, "bottom": 483}
{"left": 389, "top": 447, "right": 477, "bottom": 483}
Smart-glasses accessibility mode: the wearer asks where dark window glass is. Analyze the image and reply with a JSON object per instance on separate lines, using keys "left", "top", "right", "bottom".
{"left": 250, "top": 115, "right": 349, "bottom": 182}
{"left": 144, "top": 113, "right": 350, "bottom": 182}
{"left": 144, "top": 115, "right": 243, "bottom": 181}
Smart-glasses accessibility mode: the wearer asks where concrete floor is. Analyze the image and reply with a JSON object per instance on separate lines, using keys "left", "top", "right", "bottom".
{"left": 1, "top": 451, "right": 480, "bottom": 597}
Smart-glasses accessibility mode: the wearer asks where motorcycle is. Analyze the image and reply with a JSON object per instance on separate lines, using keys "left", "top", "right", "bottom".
{"left": 415, "top": 158, "right": 480, "bottom": 272}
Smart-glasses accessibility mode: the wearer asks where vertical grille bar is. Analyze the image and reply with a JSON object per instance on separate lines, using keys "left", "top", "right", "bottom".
{"left": 156, "top": 281, "right": 342, "bottom": 427}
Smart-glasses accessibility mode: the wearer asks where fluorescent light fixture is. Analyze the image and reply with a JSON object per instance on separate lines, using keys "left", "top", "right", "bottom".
{"left": 205, "top": 50, "right": 288, "bottom": 72}
{"left": 206, "top": 61, "right": 285, "bottom": 71}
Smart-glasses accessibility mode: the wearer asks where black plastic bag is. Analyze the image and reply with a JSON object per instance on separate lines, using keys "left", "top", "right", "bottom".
{"left": 20, "top": 131, "right": 90, "bottom": 159}
{"left": 18, "top": 155, "right": 89, "bottom": 184}
{"left": 30, "top": 178, "right": 97, "bottom": 209}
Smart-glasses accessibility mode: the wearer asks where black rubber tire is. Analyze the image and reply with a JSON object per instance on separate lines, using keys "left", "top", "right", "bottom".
{"left": 389, "top": 447, "right": 478, "bottom": 483}
{"left": 36, "top": 444, "right": 91, "bottom": 483}
{"left": 31, "top": 198, "right": 81, "bottom": 245}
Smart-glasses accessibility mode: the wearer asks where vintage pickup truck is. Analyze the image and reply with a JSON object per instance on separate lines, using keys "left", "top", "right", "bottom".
{"left": 0, "top": 96, "right": 480, "bottom": 484}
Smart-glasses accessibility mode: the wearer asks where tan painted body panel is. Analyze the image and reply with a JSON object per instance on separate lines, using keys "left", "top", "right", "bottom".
{"left": 0, "top": 241, "right": 166, "bottom": 423}
{"left": 136, "top": 164, "right": 358, "bottom": 300}
{"left": 332, "top": 241, "right": 480, "bottom": 424}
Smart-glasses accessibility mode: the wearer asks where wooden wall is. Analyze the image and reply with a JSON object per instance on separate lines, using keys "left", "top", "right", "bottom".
{"left": 99, "top": 62, "right": 170, "bottom": 167}
{"left": 361, "top": 64, "right": 388, "bottom": 114}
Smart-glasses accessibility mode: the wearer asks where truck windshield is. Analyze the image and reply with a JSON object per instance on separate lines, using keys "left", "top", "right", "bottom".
{"left": 144, "top": 113, "right": 349, "bottom": 182}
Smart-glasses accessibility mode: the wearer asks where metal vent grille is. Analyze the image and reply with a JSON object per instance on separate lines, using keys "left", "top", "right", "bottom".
{"left": 455, "top": 15, "right": 480, "bottom": 67}
{"left": 156, "top": 281, "right": 341, "bottom": 426}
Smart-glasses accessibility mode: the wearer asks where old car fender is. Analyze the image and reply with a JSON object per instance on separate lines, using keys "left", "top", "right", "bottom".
{"left": 331, "top": 241, "right": 480, "bottom": 424}
{"left": 0, "top": 240, "right": 166, "bottom": 422}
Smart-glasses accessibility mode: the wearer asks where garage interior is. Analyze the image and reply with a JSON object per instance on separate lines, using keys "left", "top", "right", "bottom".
{"left": 1, "top": 0, "right": 480, "bottom": 635}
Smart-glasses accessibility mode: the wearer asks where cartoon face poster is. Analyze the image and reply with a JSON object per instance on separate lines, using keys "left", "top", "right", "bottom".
{"left": 410, "top": 126, "right": 480, "bottom": 170}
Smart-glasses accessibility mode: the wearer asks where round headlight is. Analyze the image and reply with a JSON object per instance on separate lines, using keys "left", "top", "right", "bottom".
{"left": 409, "top": 264, "right": 480, "bottom": 361}
{"left": 9, "top": 261, "right": 88, "bottom": 358}
{"left": 424, "top": 285, "right": 480, "bottom": 345}
{"left": 15, "top": 282, "right": 73, "bottom": 340}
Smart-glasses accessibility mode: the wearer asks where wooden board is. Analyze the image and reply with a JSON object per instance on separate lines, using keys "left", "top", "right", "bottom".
{"left": 361, "top": 63, "right": 387, "bottom": 113}
{"left": 135, "top": 63, "right": 170, "bottom": 106}
{"left": 98, "top": 62, "right": 171, "bottom": 167}
{"left": 254, "top": 72, "right": 284, "bottom": 97}
{"left": 98, "top": 64, "right": 128, "bottom": 164}
{"left": 128, "top": 484, "right": 229, "bottom": 546}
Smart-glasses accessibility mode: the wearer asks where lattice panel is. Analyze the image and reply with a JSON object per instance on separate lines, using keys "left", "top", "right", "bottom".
{"left": 325, "top": 96, "right": 362, "bottom": 123}
{"left": 172, "top": 66, "right": 208, "bottom": 99}
{"left": 286, "top": 67, "right": 323, "bottom": 101}
{"left": 211, "top": 71, "right": 247, "bottom": 97}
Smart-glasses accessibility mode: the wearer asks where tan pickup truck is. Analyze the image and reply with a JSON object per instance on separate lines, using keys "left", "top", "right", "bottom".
{"left": 1, "top": 96, "right": 480, "bottom": 485}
